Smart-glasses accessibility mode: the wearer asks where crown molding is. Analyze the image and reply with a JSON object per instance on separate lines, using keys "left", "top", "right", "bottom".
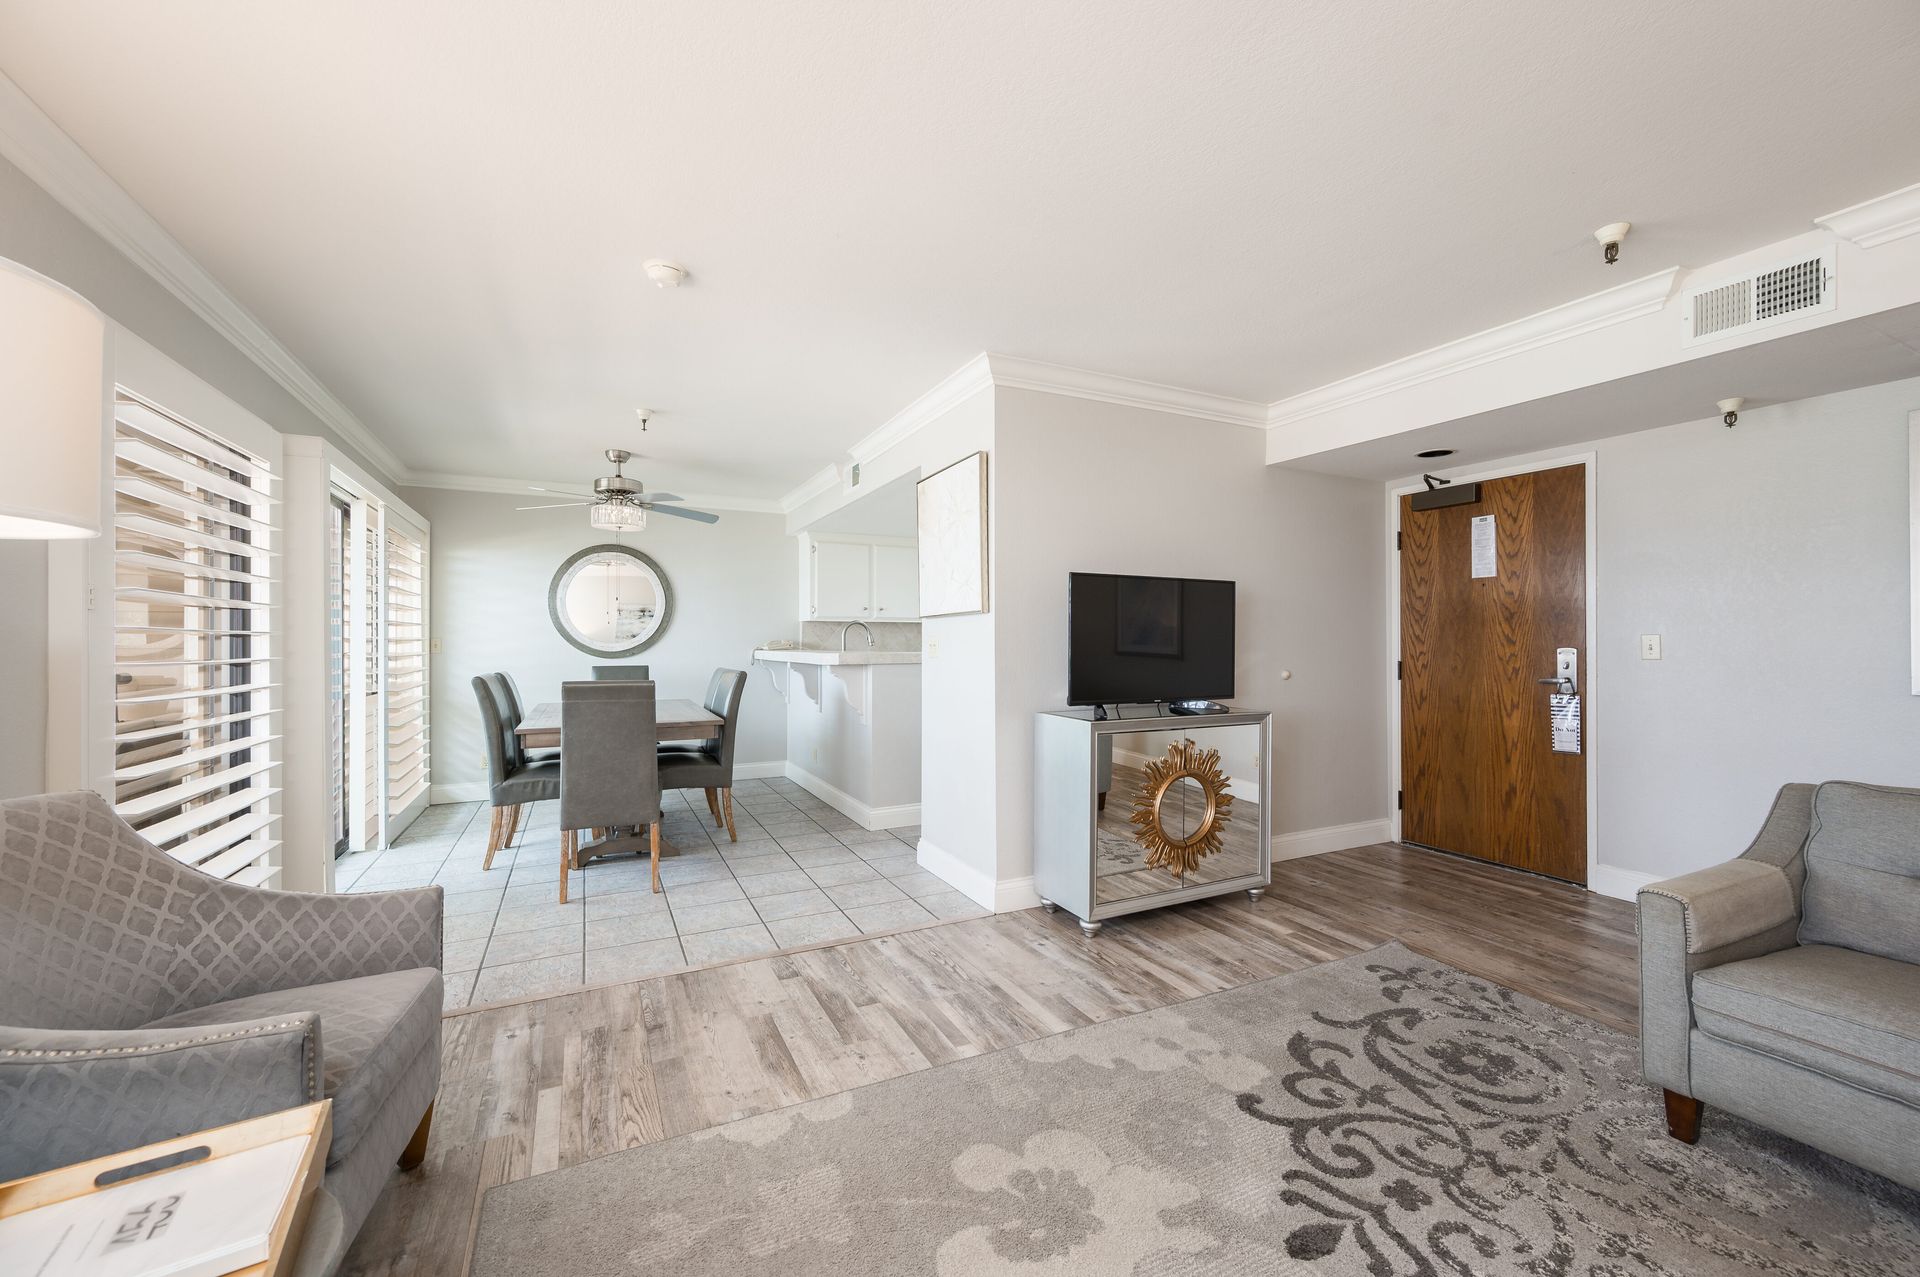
{"left": 0, "top": 70, "right": 409, "bottom": 483}
{"left": 1815, "top": 182, "right": 1920, "bottom": 249}
{"left": 985, "top": 353, "right": 1269, "bottom": 428}
{"left": 1265, "top": 267, "right": 1682, "bottom": 430}
{"left": 403, "top": 469, "right": 783, "bottom": 514}
{"left": 846, "top": 354, "right": 995, "bottom": 466}
{"left": 778, "top": 464, "right": 843, "bottom": 514}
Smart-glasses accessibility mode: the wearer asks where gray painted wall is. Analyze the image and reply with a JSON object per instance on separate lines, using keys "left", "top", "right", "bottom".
{"left": 1589, "top": 376, "right": 1920, "bottom": 878}
{"left": 993, "top": 387, "right": 1390, "bottom": 883}
{"left": 0, "top": 152, "right": 406, "bottom": 798}
{"left": 402, "top": 487, "right": 795, "bottom": 793}
{"left": 0, "top": 542, "right": 49, "bottom": 798}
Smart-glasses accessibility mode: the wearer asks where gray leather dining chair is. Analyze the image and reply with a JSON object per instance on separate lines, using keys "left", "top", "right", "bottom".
{"left": 658, "top": 668, "right": 748, "bottom": 841}
{"left": 591, "top": 664, "right": 652, "bottom": 681}
{"left": 558, "top": 680, "right": 664, "bottom": 901}
{"left": 500, "top": 672, "right": 558, "bottom": 764}
{"left": 473, "top": 674, "right": 560, "bottom": 869}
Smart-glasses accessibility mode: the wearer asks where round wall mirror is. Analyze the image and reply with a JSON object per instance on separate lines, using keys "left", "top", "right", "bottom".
{"left": 548, "top": 544, "right": 673, "bottom": 657}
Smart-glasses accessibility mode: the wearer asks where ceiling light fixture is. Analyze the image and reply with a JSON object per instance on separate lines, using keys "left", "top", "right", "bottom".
{"left": 1718, "top": 397, "right": 1744, "bottom": 428}
{"left": 589, "top": 501, "right": 646, "bottom": 533}
{"left": 1594, "top": 221, "right": 1632, "bottom": 266}
{"left": 643, "top": 260, "right": 687, "bottom": 288}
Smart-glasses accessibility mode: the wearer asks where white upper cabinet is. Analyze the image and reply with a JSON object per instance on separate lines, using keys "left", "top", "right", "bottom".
{"left": 812, "top": 540, "right": 875, "bottom": 618}
{"left": 872, "top": 544, "right": 919, "bottom": 619}
{"left": 808, "top": 537, "right": 920, "bottom": 620}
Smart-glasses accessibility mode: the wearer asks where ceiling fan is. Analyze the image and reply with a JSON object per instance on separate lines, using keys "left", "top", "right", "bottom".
{"left": 515, "top": 449, "right": 719, "bottom": 532}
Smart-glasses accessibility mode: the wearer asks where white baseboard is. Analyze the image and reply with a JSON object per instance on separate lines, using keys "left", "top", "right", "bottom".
{"left": 1590, "top": 864, "right": 1657, "bottom": 902}
{"left": 1270, "top": 818, "right": 1392, "bottom": 862}
{"left": 783, "top": 762, "right": 921, "bottom": 830}
{"left": 915, "top": 836, "right": 996, "bottom": 910}
{"left": 734, "top": 761, "right": 786, "bottom": 781}
{"left": 994, "top": 874, "right": 1043, "bottom": 913}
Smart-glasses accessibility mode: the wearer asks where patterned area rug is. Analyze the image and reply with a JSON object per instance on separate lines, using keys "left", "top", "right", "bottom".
{"left": 471, "top": 943, "right": 1920, "bottom": 1275}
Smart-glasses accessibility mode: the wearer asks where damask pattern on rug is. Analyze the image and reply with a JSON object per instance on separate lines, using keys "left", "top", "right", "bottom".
{"left": 473, "top": 943, "right": 1920, "bottom": 1277}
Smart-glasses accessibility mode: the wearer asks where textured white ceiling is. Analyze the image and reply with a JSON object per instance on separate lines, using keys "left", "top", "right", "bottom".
{"left": 3, "top": 1, "right": 1919, "bottom": 497}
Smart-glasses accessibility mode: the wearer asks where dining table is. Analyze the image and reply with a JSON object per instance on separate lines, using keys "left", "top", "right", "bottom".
{"left": 515, "top": 699, "right": 721, "bottom": 749}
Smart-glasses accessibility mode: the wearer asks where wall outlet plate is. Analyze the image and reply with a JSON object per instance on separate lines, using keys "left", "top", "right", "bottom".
{"left": 1640, "top": 634, "right": 1662, "bottom": 660}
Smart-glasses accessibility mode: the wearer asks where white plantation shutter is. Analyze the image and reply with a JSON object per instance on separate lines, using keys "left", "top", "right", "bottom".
{"left": 385, "top": 523, "right": 428, "bottom": 821}
{"left": 111, "top": 393, "right": 280, "bottom": 885}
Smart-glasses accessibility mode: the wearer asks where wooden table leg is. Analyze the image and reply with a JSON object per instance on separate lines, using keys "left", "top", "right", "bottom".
{"left": 558, "top": 829, "right": 574, "bottom": 904}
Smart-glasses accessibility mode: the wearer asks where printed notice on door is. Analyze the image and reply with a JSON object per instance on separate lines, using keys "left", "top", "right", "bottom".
{"left": 1470, "top": 515, "right": 1496, "bottom": 578}
{"left": 1550, "top": 693, "right": 1582, "bottom": 754}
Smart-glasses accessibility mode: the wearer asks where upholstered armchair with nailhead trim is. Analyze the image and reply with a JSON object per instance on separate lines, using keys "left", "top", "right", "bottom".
{"left": 0, "top": 791, "right": 443, "bottom": 1277}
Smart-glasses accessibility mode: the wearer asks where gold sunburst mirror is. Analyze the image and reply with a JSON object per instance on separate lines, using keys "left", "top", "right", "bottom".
{"left": 1129, "top": 738, "right": 1234, "bottom": 877}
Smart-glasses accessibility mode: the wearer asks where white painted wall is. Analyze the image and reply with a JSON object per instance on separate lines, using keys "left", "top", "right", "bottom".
{"left": 404, "top": 486, "right": 793, "bottom": 797}
{"left": 993, "top": 387, "right": 1390, "bottom": 897}
{"left": 1591, "top": 378, "right": 1919, "bottom": 882}
{"left": 787, "top": 384, "right": 999, "bottom": 903}
{"left": 783, "top": 663, "right": 923, "bottom": 823}
{"left": 1401, "top": 375, "right": 1920, "bottom": 892}
{"left": 0, "top": 151, "right": 400, "bottom": 800}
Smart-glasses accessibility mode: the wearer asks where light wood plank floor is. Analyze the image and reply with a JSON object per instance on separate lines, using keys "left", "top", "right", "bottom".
{"left": 341, "top": 841, "right": 1637, "bottom": 1277}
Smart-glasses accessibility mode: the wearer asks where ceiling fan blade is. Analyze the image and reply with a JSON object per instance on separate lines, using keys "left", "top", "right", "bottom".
{"left": 529, "top": 485, "right": 595, "bottom": 498}
{"left": 515, "top": 501, "right": 592, "bottom": 510}
{"left": 644, "top": 492, "right": 684, "bottom": 504}
{"left": 645, "top": 503, "right": 720, "bottom": 524}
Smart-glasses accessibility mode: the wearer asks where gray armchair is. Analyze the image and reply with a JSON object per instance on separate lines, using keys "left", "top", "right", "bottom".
{"left": 0, "top": 791, "right": 443, "bottom": 1276}
{"left": 1638, "top": 780, "right": 1920, "bottom": 1191}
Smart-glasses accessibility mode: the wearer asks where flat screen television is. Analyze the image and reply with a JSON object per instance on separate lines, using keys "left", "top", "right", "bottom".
{"left": 1067, "top": 572, "right": 1235, "bottom": 706}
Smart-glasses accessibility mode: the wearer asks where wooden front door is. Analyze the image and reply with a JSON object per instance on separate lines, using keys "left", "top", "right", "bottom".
{"left": 1399, "top": 464, "right": 1587, "bottom": 883}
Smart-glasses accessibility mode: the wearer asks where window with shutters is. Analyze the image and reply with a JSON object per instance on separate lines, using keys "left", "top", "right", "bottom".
{"left": 385, "top": 523, "right": 428, "bottom": 823}
{"left": 111, "top": 393, "right": 280, "bottom": 885}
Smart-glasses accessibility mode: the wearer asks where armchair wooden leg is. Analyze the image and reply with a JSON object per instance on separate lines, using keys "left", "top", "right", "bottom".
{"left": 1663, "top": 1089, "right": 1703, "bottom": 1144}
{"left": 650, "top": 822, "right": 662, "bottom": 894}
{"left": 559, "top": 830, "right": 573, "bottom": 905}
{"left": 510, "top": 804, "right": 527, "bottom": 846}
{"left": 398, "top": 1101, "right": 434, "bottom": 1171}
{"left": 482, "top": 806, "right": 504, "bottom": 871}
{"left": 704, "top": 788, "right": 722, "bottom": 827}
{"left": 723, "top": 788, "right": 736, "bottom": 842}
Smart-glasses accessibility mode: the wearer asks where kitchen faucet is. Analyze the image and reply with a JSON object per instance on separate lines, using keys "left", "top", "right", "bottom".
{"left": 840, "top": 620, "right": 875, "bottom": 651}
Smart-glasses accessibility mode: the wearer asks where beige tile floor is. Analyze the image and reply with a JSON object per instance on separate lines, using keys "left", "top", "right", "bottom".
{"left": 335, "top": 778, "right": 985, "bottom": 1010}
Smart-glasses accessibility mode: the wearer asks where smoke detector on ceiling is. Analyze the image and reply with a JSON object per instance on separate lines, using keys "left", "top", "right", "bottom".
{"left": 643, "top": 260, "right": 687, "bottom": 288}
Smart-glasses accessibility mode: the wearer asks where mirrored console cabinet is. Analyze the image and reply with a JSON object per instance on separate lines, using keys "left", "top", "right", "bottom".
{"left": 1033, "top": 707, "right": 1273, "bottom": 935}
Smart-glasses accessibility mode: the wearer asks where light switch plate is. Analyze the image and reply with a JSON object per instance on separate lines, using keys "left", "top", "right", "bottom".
{"left": 1640, "top": 634, "right": 1662, "bottom": 660}
{"left": 429, "top": 638, "right": 442, "bottom": 655}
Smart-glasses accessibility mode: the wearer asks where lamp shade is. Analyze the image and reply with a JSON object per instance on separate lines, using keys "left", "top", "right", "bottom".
{"left": 0, "top": 256, "right": 105, "bottom": 538}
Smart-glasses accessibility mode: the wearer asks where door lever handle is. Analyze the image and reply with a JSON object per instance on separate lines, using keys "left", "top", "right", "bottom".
{"left": 1537, "top": 677, "right": 1575, "bottom": 694}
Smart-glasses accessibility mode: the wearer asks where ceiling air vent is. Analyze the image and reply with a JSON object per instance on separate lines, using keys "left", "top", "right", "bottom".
{"left": 1683, "top": 250, "right": 1835, "bottom": 347}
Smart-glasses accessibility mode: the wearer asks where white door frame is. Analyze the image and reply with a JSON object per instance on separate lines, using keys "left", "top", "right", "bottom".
{"left": 1384, "top": 451, "right": 1600, "bottom": 891}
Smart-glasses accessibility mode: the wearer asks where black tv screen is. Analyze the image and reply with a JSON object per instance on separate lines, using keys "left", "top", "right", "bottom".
{"left": 1067, "top": 573, "right": 1235, "bottom": 706}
